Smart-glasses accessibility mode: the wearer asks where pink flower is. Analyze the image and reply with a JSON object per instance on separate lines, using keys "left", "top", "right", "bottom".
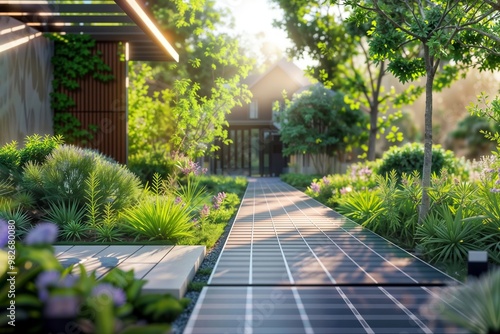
{"left": 200, "top": 204, "right": 210, "bottom": 218}
{"left": 310, "top": 182, "right": 320, "bottom": 193}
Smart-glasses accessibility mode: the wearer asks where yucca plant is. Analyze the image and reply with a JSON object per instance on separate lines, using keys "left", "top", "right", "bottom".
{"left": 45, "top": 201, "right": 86, "bottom": 227}
{"left": 92, "top": 224, "right": 124, "bottom": 243}
{"left": 12, "top": 191, "right": 36, "bottom": 210}
{"left": 172, "top": 175, "right": 207, "bottom": 211}
{"left": 337, "top": 189, "right": 384, "bottom": 229}
{"left": 428, "top": 268, "right": 500, "bottom": 334}
{"left": 416, "top": 206, "right": 484, "bottom": 264}
{"left": 122, "top": 195, "right": 194, "bottom": 241}
{"left": 0, "top": 207, "right": 31, "bottom": 237}
{"left": 60, "top": 220, "right": 90, "bottom": 241}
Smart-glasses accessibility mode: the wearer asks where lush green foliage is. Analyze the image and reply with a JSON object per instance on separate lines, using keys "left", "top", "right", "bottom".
{"left": 346, "top": 0, "right": 500, "bottom": 221}
{"left": 286, "top": 151, "right": 499, "bottom": 265}
{"left": 0, "top": 222, "right": 187, "bottom": 333}
{"left": 47, "top": 34, "right": 113, "bottom": 144}
{"left": 128, "top": 63, "right": 175, "bottom": 161}
{"left": 1, "top": 134, "right": 246, "bottom": 245}
{"left": 377, "top": 143, "right": 458, "bottom": 179}
{"left": 128, "top": 0, "right": 254, "bottom": 160}
{"left": 271, "top": 0, "right": 422, "bottom": 160}
{"left": 22, "top": 145, "right": 142, "bottom": 212}
{"left": 279, "top": 84, "right": 368, "bottom": 174}
{"left": 0, "top": 134, "right": 62, "bottom": 184}
{"left": 122, "top": 195, "right": 195, "bottom": 242}
{"left": 20, "top": 134, "right": 63, "bottom": 167}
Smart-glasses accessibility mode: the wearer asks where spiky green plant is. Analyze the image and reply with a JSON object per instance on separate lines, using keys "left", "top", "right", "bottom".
{"left": 475, "top": 182, "right": 500, "bottom": 264}
{"left": 173, "top": 175, "right": 207, "bottom": 211}
{"left": 337, "top": 189, "right": 384, "bottom": 229}
{"left": 92, "top": 224, "right": 124, "bottom": 243}
{"left": 85, "top": 170, "right": 102, "bottom": 227}
{"left": 416, "top": 206, "right": 484, "bottom": 264}
{"left": 92, "top": 202, "right": 123, "bottom": 242}
{"left": 45, "top": 201, "right": 86, "bottom": 227}
{"left": 428, "top": 268, "right": 500, "bottom": 334}
{"left": 12, "top": 192, "right": 36, "bottom": 210}
{"left": 60, "top": 220, "right": 90, "bottom": 241}
{"left": 122, "top": 195, "right": 194, "bottom": 241}
{"left": 0, "top": 207, "right": 31, "bottom": 237}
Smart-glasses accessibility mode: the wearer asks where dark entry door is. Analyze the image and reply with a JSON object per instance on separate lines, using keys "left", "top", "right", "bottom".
{"left": 260, "top": 130, "right": 286, "bottom": 177}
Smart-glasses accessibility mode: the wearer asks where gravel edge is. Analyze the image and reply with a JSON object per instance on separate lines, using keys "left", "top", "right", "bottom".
{"left": 169, "top": 215, "right": 235, "bottom": 334}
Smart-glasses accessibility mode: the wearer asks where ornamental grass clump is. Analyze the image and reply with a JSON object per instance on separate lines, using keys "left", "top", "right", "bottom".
{"left": 426, "top": 268, "right": 500, "bottom": 334}
{"left": 122, "top": 195, "right": 194, "bottom": 242}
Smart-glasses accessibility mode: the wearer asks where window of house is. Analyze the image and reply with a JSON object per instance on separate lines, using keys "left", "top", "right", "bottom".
{"left": 249, "top": 100, "right": 258, "bottom": 119}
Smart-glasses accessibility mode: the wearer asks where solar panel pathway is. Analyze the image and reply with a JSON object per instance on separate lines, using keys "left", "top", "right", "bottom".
{"left": 184, "top": 178, "right": 469, "bottom": 334}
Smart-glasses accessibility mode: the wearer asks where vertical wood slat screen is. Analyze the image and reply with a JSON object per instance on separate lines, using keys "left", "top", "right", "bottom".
{"left": 58, "top": 42, "right": 127, "bottom": 164}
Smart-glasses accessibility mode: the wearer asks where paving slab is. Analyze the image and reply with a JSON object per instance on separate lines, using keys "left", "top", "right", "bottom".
{"left": 55, "top": 245, "right": 205, "bottom": 298}
{"left": 143, "top": 245, "right": 205, "bottom": 298}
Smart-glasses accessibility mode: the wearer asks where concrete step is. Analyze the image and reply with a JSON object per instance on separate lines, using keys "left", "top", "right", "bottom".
{"left": 54, "top": 244, "right": 206, "bottom": 299}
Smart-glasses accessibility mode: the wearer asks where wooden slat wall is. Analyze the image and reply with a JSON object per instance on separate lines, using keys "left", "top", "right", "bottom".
{"left": 57, "top": 42, "right": 127, "bottom": 164}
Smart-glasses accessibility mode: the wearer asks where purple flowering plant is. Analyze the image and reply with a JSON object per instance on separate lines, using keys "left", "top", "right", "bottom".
{"left": 0, "top": 221, "right": 188, "bottom": 332}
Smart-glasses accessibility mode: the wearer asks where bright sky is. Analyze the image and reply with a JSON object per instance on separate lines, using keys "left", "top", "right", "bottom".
{"left": 217, "top": 0, "right": 312, "bottom": 69}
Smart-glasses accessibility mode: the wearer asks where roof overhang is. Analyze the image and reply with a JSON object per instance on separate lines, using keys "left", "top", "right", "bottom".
{"left": 0, "top": 0, "right": 179, "bottom": 62}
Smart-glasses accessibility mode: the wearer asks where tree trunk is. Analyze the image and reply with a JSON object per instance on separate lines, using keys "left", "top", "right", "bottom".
{"left": 419, "top": 45, "right": 435, "bottom": 224}
{"left": 367, "top": 61, "right": 384, "bottom": 161}
{"left": 367, "top": 104, "right": 378, "bottom": 161}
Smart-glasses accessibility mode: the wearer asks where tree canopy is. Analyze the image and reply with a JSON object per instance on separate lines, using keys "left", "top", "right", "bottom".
{"left": 271, "top": 0, "right": 423, "bottom": 161}
{"left": 128, "top": 0, "right": 253, "bottom": 160}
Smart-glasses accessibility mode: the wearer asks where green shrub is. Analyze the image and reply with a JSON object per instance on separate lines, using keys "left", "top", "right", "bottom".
{"left": 21, "top": 146, "right": 96, "bottom": 205}
{"left": 128, "top": 152, "right": 176, "bottom": 185}
{"left": 0, "top": 141, "right": 20, "bottom": 182}
{"left": 280, "top": 173, "right": 319, "bottom": 190}
{"left": 19, "top": 134, "right": 63, "bottom": 167}
{"left": 45, "top": 201, "right": 86, "bottom": 227}
{"left": 377, "top": 142, "right": 458, "bottom": 179}
{"left": 0, "top": 207, "right": 31, "bottom": 237}
{"left": 337, "top": 189, "right": 384, "bottom": 228}
{"left": 60, "top": 220, "right": 90, "bottom": 241}
{"left": 21, "top": 145, "right": 142, "bottom": 212}
{"left": 416, "top": 206, "right": 484, "bottom": 264}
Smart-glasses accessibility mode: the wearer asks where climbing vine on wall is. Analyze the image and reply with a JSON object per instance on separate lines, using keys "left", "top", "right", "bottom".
{"left": 47, "top": 34, "right": 114, "bottom": 144}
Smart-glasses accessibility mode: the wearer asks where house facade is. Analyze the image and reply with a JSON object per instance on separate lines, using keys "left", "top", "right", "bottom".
{"left": 210, "top": 59, "right": 311, "bottom": 176}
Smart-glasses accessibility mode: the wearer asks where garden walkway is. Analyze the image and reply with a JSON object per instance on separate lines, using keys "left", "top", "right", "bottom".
{"left": 184, "top": 178, "right": 468, "bottom": 334}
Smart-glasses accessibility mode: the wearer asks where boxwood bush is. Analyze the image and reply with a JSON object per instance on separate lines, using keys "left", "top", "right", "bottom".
{"left": 377, "top": 142, "right": 458, "bottom": 179}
